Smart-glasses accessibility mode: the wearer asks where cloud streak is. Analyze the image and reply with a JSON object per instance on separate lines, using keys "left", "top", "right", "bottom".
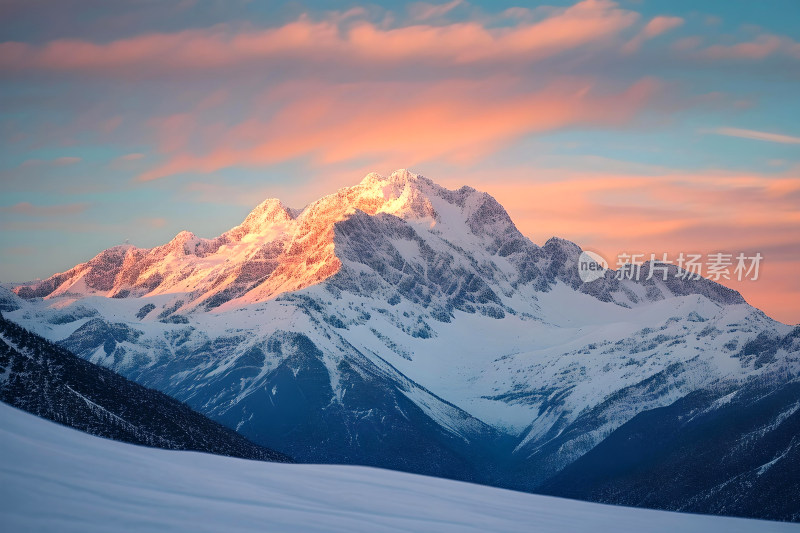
{"left": 137, "top": 77, "right": 661, "bottom": 181}
{"left": 701, "top": 34, "right": 800, "bottom": 60}
{"left": 409, "top": 0, "right": 464, "bottom": 22}
{"left": 712, "top": 127, "right": 800, "bottom": 145}
{"left": 19, "top": 156, "right": 82, "bottom": 167}
{"left": 1, "top": 202, "right": 89, "bottom": 217}
{"left": 622, "top": 15, "right": 683, "bottom": 54}
{"left": 0, "top": 0, "right": 638, "bottom": 76}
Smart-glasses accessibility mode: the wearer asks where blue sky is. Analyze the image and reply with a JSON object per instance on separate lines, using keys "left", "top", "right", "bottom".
{"left": 1, "top": 0, "right": 798, "bottom": 322}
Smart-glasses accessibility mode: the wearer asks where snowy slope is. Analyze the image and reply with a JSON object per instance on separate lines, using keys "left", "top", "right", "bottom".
{"left": 4, "top": 170, "right": 799, "bottom": 513}
{"left": 0, "top": 402, "right": 795, "bottom": 533}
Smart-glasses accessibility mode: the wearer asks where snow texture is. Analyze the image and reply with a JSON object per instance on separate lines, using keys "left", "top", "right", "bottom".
{"left": 0, "top": 402, "right": 794, "bottom": 533}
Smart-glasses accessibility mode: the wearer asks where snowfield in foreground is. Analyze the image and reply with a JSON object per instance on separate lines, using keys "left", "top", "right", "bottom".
{"left": 1, "top": 404, "right": 796, "bottom": 533}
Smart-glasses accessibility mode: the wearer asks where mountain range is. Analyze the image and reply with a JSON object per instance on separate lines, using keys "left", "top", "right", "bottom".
{"left": 3, "top": 170, "right": 798, "bottom": 520}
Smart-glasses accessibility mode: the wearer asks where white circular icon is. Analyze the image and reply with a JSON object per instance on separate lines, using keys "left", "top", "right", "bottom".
{"left": 577, "top": 251, "right": 608, "bottom": 283}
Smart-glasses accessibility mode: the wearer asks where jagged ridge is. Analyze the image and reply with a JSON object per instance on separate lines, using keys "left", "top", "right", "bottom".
{"left": 14, "top": 170, "right": 744, "bottom": 315}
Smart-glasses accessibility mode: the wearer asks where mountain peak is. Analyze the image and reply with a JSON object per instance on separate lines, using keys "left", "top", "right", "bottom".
{"left": 163, "top": 230, "right": 200, "bottom": 256}
{"left": 301, "top": 170, "right": 440, "bottom": 223}
{"left": 359, "top": 168, "right": 426, "bottom": 187}
{"left": 355, "top": 169, "right": 436, "bottom": 200}
{"left": 227, "top": 198, "right": 295, "bottom": 242}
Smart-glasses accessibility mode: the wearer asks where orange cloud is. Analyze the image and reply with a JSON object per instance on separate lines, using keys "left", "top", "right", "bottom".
{"left": 0, "top": 0, "right": 638, "bottom": 76}
{"left": 137, "top": 77, "right": 661, "bottom": 181}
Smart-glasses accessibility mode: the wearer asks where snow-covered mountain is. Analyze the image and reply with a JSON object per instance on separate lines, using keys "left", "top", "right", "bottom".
{"left": 4, "top": 170, "right": 799, "bottom": 518}
{"left": 1, "top": 402, "right": 794, "bottom": 533}
{"left": 0, "top": 311, "right": 290, "bottom": 462}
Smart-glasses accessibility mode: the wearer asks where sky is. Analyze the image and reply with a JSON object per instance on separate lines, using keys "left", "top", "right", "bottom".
{"left": 0, "top": 0, "right": 798, "bottom": 324}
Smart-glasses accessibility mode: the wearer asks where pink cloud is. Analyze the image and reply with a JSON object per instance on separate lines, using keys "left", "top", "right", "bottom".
{"left": 139, "top": 217, "right": 167, "bottom": 229}
{"left": 109, "top": 152, "right": 146, "bottom": 169}
{"left": 622, "top": 15, "right": 684, "bottom": 53}
{"left": 53, "top": 156, "right": 81, "bottom": 166}
{"left": 702, "top": 34, "right": 800, "bottom": 60}
{"left": 118, "top": 153, "right": 145, "bottom": 161}
{"left": 2, "top": 245, "right": 36, "bottom": 257}
{"left": 100, "top": 116, "right": 123, "bottom": 133}
{"left": 641, "top": 16, "right": 684, "bottom": 39}
{"left": 137, "top": 77, "right": 661, "bottom": 181}
{"left": 0, "top": 1, "right": 638, "bottom": 76}
{"left": 18, "top": 156, "right": 81, "bottom": 167}
{"left": 408, "top": 0, "right": 463, "bottom": 22}
{"left": 671, "top": 36, "right": 702, "bottom": 52}
{"left": 1, "top": 202, "right": 89, "bottom": 216}
{"left": 711, "top": 127, "right": 800, "bottom": 145}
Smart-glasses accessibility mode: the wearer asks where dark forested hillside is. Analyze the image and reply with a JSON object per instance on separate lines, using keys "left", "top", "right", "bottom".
{"left": 0, "top": 311, "right": 291, "bottom": 463}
